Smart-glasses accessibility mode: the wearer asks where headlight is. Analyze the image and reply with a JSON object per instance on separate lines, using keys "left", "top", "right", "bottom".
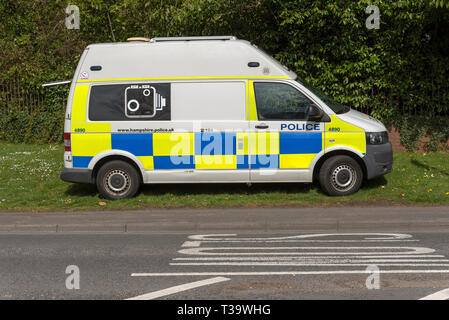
{"left": 366, "top": 132, "right": 389, "bottom": 145}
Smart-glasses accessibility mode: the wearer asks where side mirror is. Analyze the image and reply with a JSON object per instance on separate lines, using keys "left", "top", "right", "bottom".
{"left": 307, "top": 105, "right": 324, "bottom": 121}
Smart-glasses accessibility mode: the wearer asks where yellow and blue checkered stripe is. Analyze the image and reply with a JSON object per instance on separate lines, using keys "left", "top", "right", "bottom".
{"left": 72, "top": 131, "right": 323, "bottom": 170}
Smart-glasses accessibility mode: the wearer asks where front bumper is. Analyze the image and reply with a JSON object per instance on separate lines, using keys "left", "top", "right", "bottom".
{"left": 363, "top": 142, "right": 393, "bottom": 180}
{"left": 60, "top": 168, "right": 93, "bottom": 184}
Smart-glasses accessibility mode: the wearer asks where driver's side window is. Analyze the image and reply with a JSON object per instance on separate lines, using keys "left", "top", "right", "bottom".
{"left": 254, "top": 82, "right": 315, "bottom": 121}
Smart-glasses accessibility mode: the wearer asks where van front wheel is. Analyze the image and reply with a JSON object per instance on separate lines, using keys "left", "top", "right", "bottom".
{"left": 96, "top": 160, "right": 140, "bottom": 200}
{"left": 319, "top": 155, "right": 363, "bottom": 196}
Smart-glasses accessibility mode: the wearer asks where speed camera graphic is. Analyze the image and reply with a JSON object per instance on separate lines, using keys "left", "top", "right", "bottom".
{"left": 125, "top": 84, "right": 167, "bottom": 118}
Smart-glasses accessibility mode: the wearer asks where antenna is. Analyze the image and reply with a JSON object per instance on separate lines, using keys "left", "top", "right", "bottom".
{"left": 42, "top": 80, "right": 72, "bottom": 87}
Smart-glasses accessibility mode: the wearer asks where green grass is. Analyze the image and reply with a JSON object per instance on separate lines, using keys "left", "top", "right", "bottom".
{"left": 0, "top": 141, "right": 449, "bottom": 211}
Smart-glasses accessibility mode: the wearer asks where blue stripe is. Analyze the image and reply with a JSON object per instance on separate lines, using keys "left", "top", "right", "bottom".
{"left": 111, "top": 133, "right": 153, "bottom": 156}
{"left": 250, "top": 155, "right": 279, "bottom": 169}
{"left": 153, "top": 156, "right": 195, "bottom": 170}
{"left": 237, "top": 155, "right": 249, "bottom": 169}
{"left": 73, "top": 156, "right": 93, "bottom": 168}
{"left": 279, "top": 132, "right": 322, "bottom": 154}
{"left": 195, "top": 133, "right": 236, "bottom": 155}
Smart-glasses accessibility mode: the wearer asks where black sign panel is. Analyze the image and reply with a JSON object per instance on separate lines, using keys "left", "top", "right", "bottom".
{"left": 89, "top": 83, "right": 171, "bottom": 121}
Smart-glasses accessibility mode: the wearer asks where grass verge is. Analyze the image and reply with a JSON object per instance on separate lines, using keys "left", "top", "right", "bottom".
{"left": 0, "top": 141, "right": 448, "bottom": 211}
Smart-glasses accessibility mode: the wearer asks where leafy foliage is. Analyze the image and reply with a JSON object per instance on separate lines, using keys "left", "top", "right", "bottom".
{"left": 0, "top": 0, "right": 448, "bottom": 150}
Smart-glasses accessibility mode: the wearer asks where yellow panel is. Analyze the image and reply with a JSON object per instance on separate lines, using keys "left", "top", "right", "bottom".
{"left": 236, "top": 133, "right": 249, "bottom": 155}
{"left": 250, "top": 132, "right": 279, "bottom": 155}
{"left": 195, "top": 155, "right": 236, "bottom": 169}
{"left": 153, "top": 133, "right": 194, "bottom": 156}
{"left": 325, "top": 115, "right": 364, "bottom": 132}
{"left": 71, "top": 133, "right": 111, "bottom": 157}
{"left": 325, "top": 132, "right": 366, "bottom": 154}
{"left": 71, "top": 122, "right": 111, "bottom": 133}
{"left": 137, "top": 156, "right": 154, "bottom": 170}
{"left": 248, "top": 81, "right": 258, "bottom": 121}
{"left": 324, "top": 115, "right": 366, "bottom": 154}
{"left": 71, "top": 85, "right": 90, "bottom": 123}
{"left": 245, "top": 81, "right": 249, "bottom": 121}
{"left": 280, "top": 154, "right": 317, "bottom": 169}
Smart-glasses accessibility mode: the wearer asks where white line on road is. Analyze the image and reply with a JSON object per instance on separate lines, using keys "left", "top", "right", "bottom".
{"left": 173, "top": 257, "right": 447, "bottom": 261}
{"left": 125, "top": 277, "right": 230, "bottom": 300}
{"left": 419, "top": 288, "right": 449, "bottom": 300}
{"left": 131, "top": 270, "right": 449, "bottom": 277}
{"left": 188, "top": 233, "right": 414, "bottom": 241}
{"left": 181, "top": 240, "right": 418, "bottom": 246}
{"left": 181, "top": 241, "right": 201, "bottom": 247}
{"left": 178, "top": 246, "right": 435, "bottom": 256}
{"left": 170, "top": 262, "right": 449, "bottom": 267}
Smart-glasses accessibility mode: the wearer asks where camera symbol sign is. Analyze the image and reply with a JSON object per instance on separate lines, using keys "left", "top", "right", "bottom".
{"left": 125, "top": 84, "right": 167, "bottom": 118}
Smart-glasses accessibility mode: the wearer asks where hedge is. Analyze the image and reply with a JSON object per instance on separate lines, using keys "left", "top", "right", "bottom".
{"left": 0, "top": 0, "right": 448, "bottom": 151}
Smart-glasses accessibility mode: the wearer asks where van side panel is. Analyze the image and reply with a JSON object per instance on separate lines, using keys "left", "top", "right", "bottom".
{"left": 247, "top": 81, "right": 258, "bottom": 121}
{"left": 71, "top": 133, "right": 111, "bottom": 168}
{"left": 153, "top": 133, "right": 195, "bottom": 170}
{"left": 71, "top": 84, "right": 90, "bottom": 122}
{"left": 71, "top": 84, "right": 112, "bottom": 169}
{"left": 324, "top": 115, "right": 366, "bottom": 155}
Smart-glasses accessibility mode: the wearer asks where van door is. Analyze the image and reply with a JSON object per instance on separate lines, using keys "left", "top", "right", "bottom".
{"left": 249, "top": 81, "right": 324, "bottom": 182}
{"left": 147, "top": 80, "right": 250, "bottom": 183}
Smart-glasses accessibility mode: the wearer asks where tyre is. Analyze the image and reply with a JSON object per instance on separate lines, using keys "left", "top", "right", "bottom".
{"left": 96, "top": 160, "right": 140, "bottom": 200}
{"left": 318, "top": 155, "right": 363, "bottom": 196}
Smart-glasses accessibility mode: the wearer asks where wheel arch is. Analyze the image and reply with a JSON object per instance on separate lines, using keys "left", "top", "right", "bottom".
{"left": 313, "top": 149, "right": 367, "bottom": 182}
{"left": 91, "top": 153, "right": 144, "bottom": 184}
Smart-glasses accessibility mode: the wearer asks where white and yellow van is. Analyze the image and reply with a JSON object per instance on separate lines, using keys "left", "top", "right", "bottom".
{"left": 60, "top": 36, "right": 392, "bottom": 199}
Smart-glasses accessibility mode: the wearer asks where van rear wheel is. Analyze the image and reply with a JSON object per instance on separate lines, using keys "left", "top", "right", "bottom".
{"left": 319, "top": 155, "right": 363, "bottom": 196}
{"left": 96, "top": 160, "right": 140, "bottom": 200}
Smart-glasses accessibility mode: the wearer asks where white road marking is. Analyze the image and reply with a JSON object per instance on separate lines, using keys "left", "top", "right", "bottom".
{"left": 131, "top": 270, "right": 449, "bottom": 277}
{"left": 181, "top": 241, "right": 201, "bottom": 247}
{"left": 172, "top": 234, "right": 448, "bottom": 273}
{"left": 173, "top": 256, "right": 447, "bottom": 261}
{"left": 125, "top": 277, "right": 230, "bottom": 300}
{"left": 188, "top": 233, "right": 414, "bottom": 242}
{"left": 184, "top": 233, "right": 418, "bottom": 248}
{"left": 419, "top": 288, "right": 449, "bottom": 300}
{"left": 178, "top": 246, "right": 435, "bottom": 256}
{"left": 182, "top": 240, "right": 418, "bottom": 246}
{"left": 133, "top": 233, "right": 449, "bottom": 280}
{"left": 170, "top": 262, "right": 449, "bottom": 267}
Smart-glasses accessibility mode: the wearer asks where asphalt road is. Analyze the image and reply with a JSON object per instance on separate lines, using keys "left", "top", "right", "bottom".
{"left": 1, "top": 206, "right": 449, "bottom": 300}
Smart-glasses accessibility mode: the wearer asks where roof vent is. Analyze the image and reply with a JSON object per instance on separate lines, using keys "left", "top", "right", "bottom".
{"left": 127, "top": 37, "right": 150, "bottom": 42}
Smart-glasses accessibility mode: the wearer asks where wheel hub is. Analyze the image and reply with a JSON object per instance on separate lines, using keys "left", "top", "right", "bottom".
{"left": 331, "top": 165, "right": 356, "bottom": 191}
{"left": 110, "top": 174, "right": 125, "bottom": 189}
{"left": 105, "top": 169, "right": 130, "bottom": 194}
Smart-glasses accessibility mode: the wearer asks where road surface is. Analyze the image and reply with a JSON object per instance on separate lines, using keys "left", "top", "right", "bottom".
{"left": 0, "top": 206, "right": 449, "bottom": 300}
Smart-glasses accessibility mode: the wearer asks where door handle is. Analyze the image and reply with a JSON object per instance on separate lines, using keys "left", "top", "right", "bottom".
{"left": 255, "top": 124, "right": 269, "bottom": 129}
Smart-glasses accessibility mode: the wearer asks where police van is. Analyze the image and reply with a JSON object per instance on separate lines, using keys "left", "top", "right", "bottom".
{"left": 60, "top": 36, "right": 393, "bottom": 199}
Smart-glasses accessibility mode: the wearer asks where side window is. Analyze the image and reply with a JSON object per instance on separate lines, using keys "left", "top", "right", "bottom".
{"left": 254, "top": 82, "right": 315, "bottom": 121}
{"left": 89, "top": 83, "right": 171, "bottom": 121}
{"left": 171, "top": 82, "right": 246, "bottom": 121}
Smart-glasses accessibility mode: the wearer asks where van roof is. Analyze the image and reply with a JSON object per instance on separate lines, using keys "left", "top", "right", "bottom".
{"left": 79, "top": 37, "right": 297, "bottom": 81}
